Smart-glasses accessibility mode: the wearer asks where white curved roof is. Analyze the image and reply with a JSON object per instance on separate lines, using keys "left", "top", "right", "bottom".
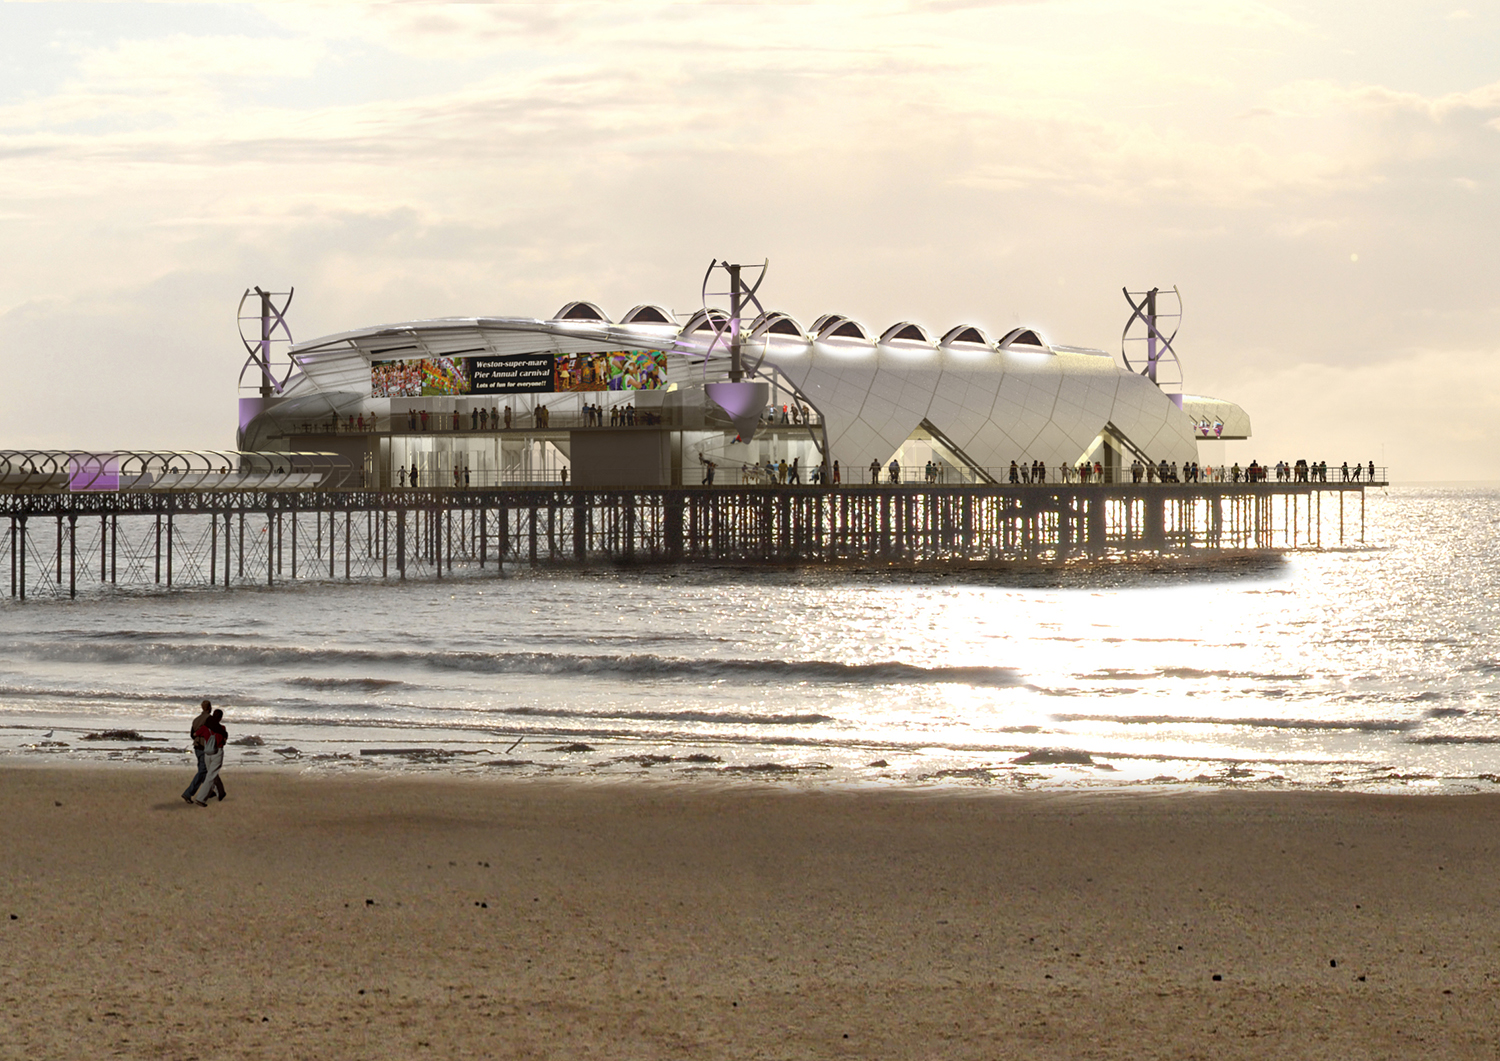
{"left": 270, "top": 310, "right": 1235, "bottom": 466}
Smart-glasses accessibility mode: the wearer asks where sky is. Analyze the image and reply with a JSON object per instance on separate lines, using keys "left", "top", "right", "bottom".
{"left": 0, "top": 1, "right": 1496, "bottom": 479}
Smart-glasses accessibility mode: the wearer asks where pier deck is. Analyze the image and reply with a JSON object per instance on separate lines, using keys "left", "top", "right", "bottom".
{"left": 0, "top": 481, "right": 1379, "bottom": 599}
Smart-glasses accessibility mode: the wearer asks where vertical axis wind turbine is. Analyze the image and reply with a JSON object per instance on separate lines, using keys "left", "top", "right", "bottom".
{"left": 1121, "top": 286, "right": 1184, "bottom": 398}
{"left": 238, "top": 286, "right": 296, "bottom": 397}
{"left": 701, "top": 260, "right": 771, "bottom": 440}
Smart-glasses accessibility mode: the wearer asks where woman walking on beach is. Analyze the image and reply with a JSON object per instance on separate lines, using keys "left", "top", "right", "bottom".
{"left": 192, "top": 709, "right": 228, "bottom": 806}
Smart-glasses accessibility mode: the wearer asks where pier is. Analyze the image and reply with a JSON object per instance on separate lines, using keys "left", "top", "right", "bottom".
{"left": 0, "top": 479, "right": 1380, "bottom": 600}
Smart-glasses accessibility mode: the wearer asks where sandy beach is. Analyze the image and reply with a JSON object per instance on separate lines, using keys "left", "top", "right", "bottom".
{"left": 2, "top": 767, "right": 1498, "bottom": 1059}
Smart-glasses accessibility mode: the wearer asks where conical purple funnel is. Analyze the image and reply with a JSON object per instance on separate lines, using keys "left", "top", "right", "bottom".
{"left": 705, "top": 381, "right": 770, "bottom": 442}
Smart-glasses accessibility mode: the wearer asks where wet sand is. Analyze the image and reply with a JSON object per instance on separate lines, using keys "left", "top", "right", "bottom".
{"left": 2, "top": 766, "right": 1498, "bottom": 1059}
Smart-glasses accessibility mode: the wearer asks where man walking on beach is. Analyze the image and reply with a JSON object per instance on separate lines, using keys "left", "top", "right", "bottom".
{"left": 181, "top": 700, "right": 212, "bottom": 803}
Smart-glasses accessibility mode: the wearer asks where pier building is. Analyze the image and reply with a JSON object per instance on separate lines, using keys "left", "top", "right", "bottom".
{"left": 237, "top": 288, "right": 1251, "bottom": 490}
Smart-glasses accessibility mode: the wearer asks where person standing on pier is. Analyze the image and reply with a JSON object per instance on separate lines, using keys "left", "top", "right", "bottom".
{"left": 832, "top": 460, "right": 840, "bottom": 485}
{"left": 889, "top": 459, "right": 900, "bottom": 484}
{"left": 869, "top": 458, "right": 880, "bottom": 484}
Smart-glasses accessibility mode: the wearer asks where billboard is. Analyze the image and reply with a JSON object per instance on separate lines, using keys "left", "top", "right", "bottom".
{"left": 372, "top": 350, "right": 666, "bottom": 397}
{"left": 473, "top": 354, "right": 556, "bottom": 394}
{"left": 553, "top": 350, "right": 667, "bottom": 392}
{"left": 371, "top": 355, "right": 471, "bottom": 397}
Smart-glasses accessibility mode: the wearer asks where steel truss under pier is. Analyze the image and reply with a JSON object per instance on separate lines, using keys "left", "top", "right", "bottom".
{"left": 0, "top": 483, "right": 1372, "bottom": 600}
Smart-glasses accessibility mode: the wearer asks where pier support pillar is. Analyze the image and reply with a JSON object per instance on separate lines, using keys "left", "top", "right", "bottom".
{"left": 575, "top": 493, "right": 589, "bottom": 563}
{"left": 1143, "top": 493, "right": 1166, "bottom": 552}
{"left": 396, "top": 509, "right": 406, "bottom": 579}
{"left": 1087, "top": 491, "right": 1107, "bottom": 557}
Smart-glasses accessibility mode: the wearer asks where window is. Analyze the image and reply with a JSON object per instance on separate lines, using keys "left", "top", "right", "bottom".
{"left": 880, "top": 322, "right": 931, "bottom": 343}
{"left": 682, "top": 308, "right": 729, "bottom": 333}
{"left": 998, "top": 327, "right": 1046, "bottom": 349}
{"left": 552, "top": 301, "right": 610, "bottom": 323}
{"left": 751, "top": 312, "right": 806, "bottom": 339}
{"left": 940, "top": 325, "right": 989, "bottom": 346}
{"left": 813, "top": 315, "right": 869, "bottom": 341}
{"left": 621, "top": 304, "right": 674, "bottom": 325}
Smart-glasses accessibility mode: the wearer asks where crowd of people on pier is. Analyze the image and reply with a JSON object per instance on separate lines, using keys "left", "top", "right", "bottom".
{"left": 581, "top": 403, "right": 661, "bottom": 427}
{"left": 765, "top": 403, "right": 815, "bottom": 426}
{"left": 692, "top": 454, "right": 1387, "bottom": 488}
{"left": 990, "top": 457, "right": 1383, "bottom": 485}
{"left": 380, "top": 451, "right": 1383, "bottom": 490}
{"left": 303, "top": 402, "right": 682, "bottom": 435}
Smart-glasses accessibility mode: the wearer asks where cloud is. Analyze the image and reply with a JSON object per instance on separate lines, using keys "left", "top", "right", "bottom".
{"left": 0, "top": 32, "right": 326, "bottom": 131}
{"left": 0, "top": 1, "right": 1496, "bottom": 479}
{"left": 76, "top": 33, "right": 326, "bottom": 85}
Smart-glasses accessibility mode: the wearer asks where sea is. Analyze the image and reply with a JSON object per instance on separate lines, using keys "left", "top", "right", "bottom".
{"left": 2, "top": 484, "right": 1497, "bottom": 792}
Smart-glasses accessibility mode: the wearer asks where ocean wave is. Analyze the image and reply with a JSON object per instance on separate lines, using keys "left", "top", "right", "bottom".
{"left": 0, "top": 639, "right": 1023, "bottom": 688}
{"left": 1158, "top": 667, "right": 1312, "bottom": 681}
{"left": 1049, "top": 713, "right": 1417, "bottom": 732}
{"left": 54, "top": 629, "right": 267, "bottom": 643}
{"left": 1407, "top": 734, "right": 1500, "bottom": 745}
{"left": 287, "top": 677, "right": 409, "bottom": 691}
{"left": 0, "top": 685, "right": 206, "bottom": 707}
{"left": 1069, "top": 667, "right": 1312, "bottom": 682}
{"left": 500, "top": 705, "right": 832, "bottom": 725}
{"left": 0, "top": 684, "right": 419, "bottom": 717}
